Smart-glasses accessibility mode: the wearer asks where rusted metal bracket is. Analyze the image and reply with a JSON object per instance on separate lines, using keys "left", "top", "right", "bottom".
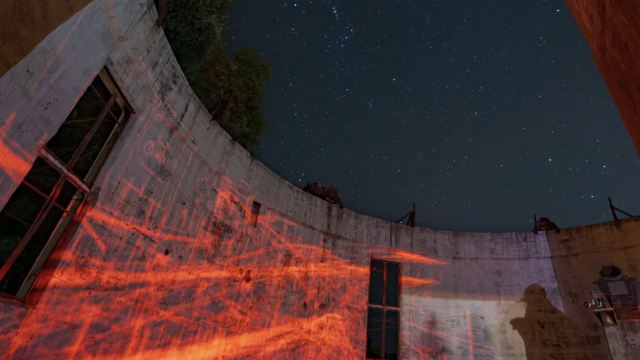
{"left": 302, "top": 181, "right": 344, "bottom": 209}
{"left": 396, "top": 203, "right": 416, "bottom": 228}
{"left": 155, "top": 0, "right": 167, "bottom": 27}
{"left": 532, "top": 214, "right": 559, "bottom": 233}
{"left": 608, "top": 197, "right": 634, "bottom": 221}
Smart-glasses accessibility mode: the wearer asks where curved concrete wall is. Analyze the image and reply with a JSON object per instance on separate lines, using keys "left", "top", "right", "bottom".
{"left": 0, "top": 0, "right": 638, "bottom": 359}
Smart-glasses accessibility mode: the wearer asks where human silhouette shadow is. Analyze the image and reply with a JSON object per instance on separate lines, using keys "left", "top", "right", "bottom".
{"left": 510, "top": 284, "right": 588, "bottom": 359}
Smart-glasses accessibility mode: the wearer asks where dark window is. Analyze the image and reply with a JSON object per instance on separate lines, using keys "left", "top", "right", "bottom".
{"left": 250, "top": 201, "right": 261, "bottom": 227}
{"left": 0, "top": 68, "right": 133, "bottom": 298}
{"left": 366, "top": 259, "right": 400, "bottom": 359}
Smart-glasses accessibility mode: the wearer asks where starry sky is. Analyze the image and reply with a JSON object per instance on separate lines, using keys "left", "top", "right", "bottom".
{"left": 224, "top": 0, "right": 640, "bottom": 232}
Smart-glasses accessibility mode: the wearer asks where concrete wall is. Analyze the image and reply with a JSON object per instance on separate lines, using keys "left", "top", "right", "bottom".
{"left": 0, "top": 0, "right": 635, "bottom": 359}
{"left": 549, "top": 217, "right": 640, "bottom": 359}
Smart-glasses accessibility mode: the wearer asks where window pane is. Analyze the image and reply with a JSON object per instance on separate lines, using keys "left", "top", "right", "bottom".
{"left": 55, "top": 181, "right": 81, "bottom": 209}
{"left": 47, "top": 76, "right": 108, "bottom": 163}
{"left": 384, "top": 314, "right": 399, "bottom": 360}
{"left": 371, "top": 259, "right": 384, "bottom": 271}
{"left": 17, "top": 185, "right": 84, "bottom": 297}
{"left": 366, "top": 308, "right": 383, "bottom": 359}
{"left": 0, "top": 181, "right": 79, "bottom": 296}
{"left": 385, "top": 262, "right": 399, "bottom": 307}
{"left": 24, "top": 157, "right": 63, "bottom": 196}
{"left": 71, "top": 111, "right": 117, "bottom": 179}
{"left": 0, "top": 184, "right": 47, "bottom": 267}
{"left": 369, "top": 266, "right": 384, "bottom": 305}
{"left": 368, "top": 307, "right": 383, "bottom": 320}
{"left": 107, "top": 97, "right": 123, "bottom": 121}
{"left": 386, "top": 309, "right": 399, "bottom": 322}
{"left": 0, "top": 205, "right": 66, "bottom": 295}
{"left": 92, "top": 74, "right": 113, "bottom": 101}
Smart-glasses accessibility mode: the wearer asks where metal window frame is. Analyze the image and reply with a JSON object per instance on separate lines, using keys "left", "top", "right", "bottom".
{"left": 0, "top": 68, "right": 134, "bottom": 298}
{"left": 366, "top": 259, "right": 402, "bottom": 360}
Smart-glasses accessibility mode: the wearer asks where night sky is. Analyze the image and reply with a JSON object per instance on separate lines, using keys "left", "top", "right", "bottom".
{"left": 224, "top": 0, "right": 640, "bottom": 232}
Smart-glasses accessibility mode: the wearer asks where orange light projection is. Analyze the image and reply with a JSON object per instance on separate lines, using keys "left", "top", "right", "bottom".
{"left": 0, "top": 15, "right": 536, "bottom": 353}
{"left": 0, "top": 98, "right": 459, "bottom": 359}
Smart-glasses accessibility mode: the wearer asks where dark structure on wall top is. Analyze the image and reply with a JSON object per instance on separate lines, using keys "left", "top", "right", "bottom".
{"left": 585, "top": 265, "right": 640, "bottom": 326}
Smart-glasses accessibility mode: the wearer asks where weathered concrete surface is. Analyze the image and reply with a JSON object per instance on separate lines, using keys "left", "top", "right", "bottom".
{"left": 548, "top": 217, "right": 640, "bottom": 359}
{"left": 0, "top": 0, "right": 634, "bottom": 358}
{"left": 0, "top": 0, "right": 94, "bottom": 79}
{"left": 564, "top": 0, "right": 640, "bottom": 158}
{"left": 0, "top": 297, "right": 27, "bottom": 354}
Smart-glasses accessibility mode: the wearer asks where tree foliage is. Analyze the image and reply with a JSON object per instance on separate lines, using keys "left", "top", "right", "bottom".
{"left": 162, "top": 0, "right": 232, "bottom": 78}
{"left": 221, "top": 47, "right": 273, "bottom": 156}
{"left": 163, "top": 0, "right": 272, "bottom": 156}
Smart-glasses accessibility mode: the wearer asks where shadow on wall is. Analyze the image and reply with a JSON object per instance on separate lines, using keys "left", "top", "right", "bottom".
{"left": 484, "top": 284, "right": 588, "bottom": 359}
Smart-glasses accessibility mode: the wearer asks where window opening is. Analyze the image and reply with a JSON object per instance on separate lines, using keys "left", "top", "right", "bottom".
{"left": 0, "top": 68, "right": 133, "bottom": 298}
{"left": 250, "top": 201, "right": 261, "bottom": 227}
{"left": 367, "top": 259, "right": 400, "bottom": 359}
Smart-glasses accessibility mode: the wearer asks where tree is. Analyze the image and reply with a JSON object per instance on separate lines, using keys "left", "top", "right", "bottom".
{"left": 222, "top": 47, "right": 273, "bottom": 156}
{"left": 194, "top": 42, "right": 273, "bottom": 156}
{"left": 192, "top": 38, "right": 236, "bottom": 107}
{"left": 163, "top": 0, "right": 233, "bottom": 78}
{"left": 162, "top": 0, "right": 273, "bottom": 156}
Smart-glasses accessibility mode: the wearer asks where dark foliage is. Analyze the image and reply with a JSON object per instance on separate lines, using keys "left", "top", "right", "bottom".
{"left": 163, "top": 0, "right": 272, "bottom": 156}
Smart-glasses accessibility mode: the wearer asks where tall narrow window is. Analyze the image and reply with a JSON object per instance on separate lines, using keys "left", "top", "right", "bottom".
{"left": 366, "top": 259, "right": 400, "bottom": 359}
{"left": 250, "top": 201, "right": 261, "bottom": 227}
{"left": 0, "top": 68, "right": 133, "bottom": 298}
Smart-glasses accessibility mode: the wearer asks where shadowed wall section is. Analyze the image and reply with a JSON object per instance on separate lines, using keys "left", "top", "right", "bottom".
{"left": 564, "top": 0, "right": 640, "bottom": 158}
{"left": 0, "top": 0, "right": 637, "bottom": 359}
{"left": 548, "top": 217, "right": 640, "bottom": 359}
